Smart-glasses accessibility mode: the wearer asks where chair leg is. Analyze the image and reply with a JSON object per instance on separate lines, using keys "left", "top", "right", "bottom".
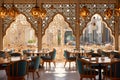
{"left": 69, "top": 62, "right": 71, "bottom": 68}
{"left": 42, "top": 61, "right": 44, "bottom": 67}
{"left": 90, "top": 78, "right": 92, "bottom": 80}
{"left": 64, "top": 61, "right": 67, "bottom": 67}
{"left": 27, "top": 73, "right": 29, "bottom": 79}
{"left": 32, "top": 72, "right": 34, "bottom": 80}
{"left": 49, "top": 62, "right": 51, "bottom": 67}
{"left": 36, "top": 71, "right": 40, "bottom": 78}
{"left": 80, "top": 77, "right": 82, "bottom": 80}
{"left": 53, "top": 61, "right": 56, "bottom": 67}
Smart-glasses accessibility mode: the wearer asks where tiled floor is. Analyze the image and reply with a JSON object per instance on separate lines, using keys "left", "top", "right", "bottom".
{"left": 0, "top": 62, "right": 78, "bottom": 80}
{"left": 0, "top": 62, "right": 110, "bottom": 80}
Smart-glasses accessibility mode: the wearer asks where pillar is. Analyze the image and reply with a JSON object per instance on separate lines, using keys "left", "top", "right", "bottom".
{"left": 0, "top": 19, "right": 3, "bottom": 50}
{"left": 75, "top": 3, "right": 80, "bottom": 50}
{"left": 38, "top": 18, "right": 42, "bottom": 51}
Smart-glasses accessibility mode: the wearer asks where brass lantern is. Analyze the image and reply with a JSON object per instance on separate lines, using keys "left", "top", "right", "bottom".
{"left": 8, "top": 5, "right": 19, "bottom": 18}
{"left": 39, "top": 7, "right": 47, "bottom": 19}
{"left": 104, "top": 8, "right": 113, "bottom": 19}
{"left": 0, "top": 4, "right": 7, "bottom": 18}
{"left": 30, "top": 5, "right": 41, "bottom": 18}
{"left": 80, "top": 6, "right": 90, "bottom": 19}
{"left": 115, "top": 7, "right": 120, "bottom": 16}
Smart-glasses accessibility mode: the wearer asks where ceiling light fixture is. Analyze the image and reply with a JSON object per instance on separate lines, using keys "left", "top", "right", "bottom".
{"left": 8, "top": 0, "right": 19, "bottom": 18}
{"left": 0, "top": 0, "right": 7, "bottom": 18}
{"left": 80, "top": 6, "right": 90, "bottom": 19}
{"left": 30, "top": 0, "right": 41, "bottom": 18}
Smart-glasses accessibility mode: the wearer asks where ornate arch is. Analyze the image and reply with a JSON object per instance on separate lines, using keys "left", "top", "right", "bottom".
{"left": 3, "top": 4, "right": 38, "bottom": 37}
{"left": 81, "top": 13, "right": 115, "bottom": 43}
{"left": 79, "top": 4, "right": 115, "bottom": 35}
{"left": 3, "top": 13, "right": 38, "bottom": 37}
{"left": 42, "top": 13, "right": 75, "bottom": 37}
{"left": 41, "top": 4, "right": 76, "bottom": 36}
{"left": 81, "top": 13, "right": 114, "bottom": 36}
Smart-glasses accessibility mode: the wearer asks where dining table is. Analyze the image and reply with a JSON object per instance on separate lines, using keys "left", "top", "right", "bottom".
{"left": 26, "top": 50, "right": 51, "bottom": 57}
{"left": 0, "top": 56, "right": 31, "bottom": 65}
{"left": 81, "top": 57, "right": 120, "bottom": 80}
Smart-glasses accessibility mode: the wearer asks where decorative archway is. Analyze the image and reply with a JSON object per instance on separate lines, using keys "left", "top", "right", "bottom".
{"left": 42, "top": 14, "right": 75, "bottom": 61}
{"left": 3, "top": 14, "right": 37, "bottom": 51}
{"left": 80, "top": 14, "right": 114, "bottom": 50}
{"left": 42, "top": 14, "right": 75, "bottom": 48}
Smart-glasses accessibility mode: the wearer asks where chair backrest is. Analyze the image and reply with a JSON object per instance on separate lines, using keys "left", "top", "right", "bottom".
{"left": 0, "top": 51, "right": 5, "bottom": 58}
{"left": 30, "top": 56, "right": 40, "bottom": 70}
{"left": 97, "top": 49, "right": 104, "bottom": 56}
{"left": 10, "top": 52, "right": 22, "bottom": 57}
{"left": 22, "top": 50, "right": 31, "bottom": 57}
{"left": 111, "top": 62, "right": 120, "bottom": 78}
{"left": 6, "top": 60, "right": 28, "bottom": 77}
{"left": 22, "top": 50, "right": 28, "bottom": 54}
{"left": 51, "top": 49, "right": 56, "bottom": 60}
{"left": 7, "top": 50, "right": 13, "bottom": 55}
{"left": 76, "top": 59, "right": 83, "bottom": 74}
{"left": 64, "top": 50, "right": 70, "bottom": 59}
{"left": 111, "top": 51, "right": 120, "bottom": 58}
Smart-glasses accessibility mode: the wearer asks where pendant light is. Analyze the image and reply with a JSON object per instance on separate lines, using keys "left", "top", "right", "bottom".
{"left": 39, "top": 3, "right": 47, "bottom": 19}
{"left": 80, "top": 6, "right": 90, "bottom": 19}
{"left": 30, "top": 0, "right": 41, "bottom": 18}
{"left": 8, "top": 0, "right": 19, "bottom": 18}
{"left": 104, "top": 1, "right": 113, "bottom": 19}
{"left": 0, "top": 0, "right": 7, "bottom": 18}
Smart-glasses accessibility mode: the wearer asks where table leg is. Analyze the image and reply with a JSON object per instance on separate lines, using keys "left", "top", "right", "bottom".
{"left": 98, "top": 64, "right": 102, "bottom": 80}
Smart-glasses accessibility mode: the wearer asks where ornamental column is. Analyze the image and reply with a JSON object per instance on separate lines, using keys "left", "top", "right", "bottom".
{"left": 0, "top": 19, "right": 3, "bottom": 50}
{"left": 38, "top": 18, "right": 42, "bottom": 51}
{"left": 75, "top": 2, "right": 80, "bottom": 50}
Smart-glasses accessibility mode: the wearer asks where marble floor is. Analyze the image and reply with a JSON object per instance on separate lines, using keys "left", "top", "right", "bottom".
{"left": 0, "top": 62, "right": 110, "bottom": 80}
{"left": 0, "top": 62, "right": 79, "bottom": 80}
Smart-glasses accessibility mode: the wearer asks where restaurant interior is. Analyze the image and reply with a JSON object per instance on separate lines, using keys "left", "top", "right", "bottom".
{"left": 0, "top": 0, "right": 120, "bottom": 80}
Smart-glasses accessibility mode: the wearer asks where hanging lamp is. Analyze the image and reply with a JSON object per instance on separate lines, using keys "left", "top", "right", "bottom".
{"left": 30, "top": 0, "right": 41, "bottom": 18}
{"left": 39, "top": 3, "right": 47, "bottom": 19}
{"left": 104, "top": 8, "right": 113, "bottom": 19}
{"left": 8, "top": 0, "right": 19, "bottom": 18}
{"left": 80, "top": 6, "right": 90, "bottom": 19}
{"left": 115, "top": 7, "right": 120, "bottom": 16}
{"left": 0, "top": 0, "right": 7, "bottom": 18}
{"left": 104, "top": 1, "right": 113, "bottom": 19}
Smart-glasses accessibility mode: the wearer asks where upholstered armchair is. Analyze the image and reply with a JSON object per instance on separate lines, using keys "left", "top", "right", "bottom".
{"left": 77, "top": 59, "right": 98, "bottom": 80}
{"left": 41, "top": 48, "right": 56, "bottom": 67}
{"left": 28, "top": 56, "right": 40, "bottom": 80}
{"left": 103, "top": 61, "right": 120, "bottom": 80}
{"left": 63, "top": 50, "right": 76, "bottom": 68}
{"left": 6, "top": 60, "right": 28, "bottom": 80}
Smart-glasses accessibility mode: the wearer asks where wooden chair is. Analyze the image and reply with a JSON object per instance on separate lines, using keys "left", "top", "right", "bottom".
{"left": 103, "top": 61, "right": 120, "bottom": 80}
{"left": 63, "top": 50, "right": 76, "bottom": 68}
{"left": 41, "top": 49, "right": 56, "bottom": 67}
{"left": 6, "top": 60, "right": 28, "bottom": 80}
{"left": 0, "top": 51, "right": 10, "bottom": 70}
{"left": 28, "top": 56, "right": 40, "bottom": 80}
{"left": 77, "top": 59, "right": 98, "bottom": 80}
{"left": 22, "top": 50, "right": 31, "bottom": 57}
